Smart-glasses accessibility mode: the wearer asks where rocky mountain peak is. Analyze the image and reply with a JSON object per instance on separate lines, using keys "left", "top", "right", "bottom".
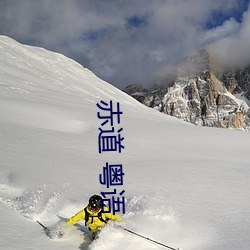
{"left": 123, "top": 49, "right": 250, "bottom": 130}
{"left": 177, "top": 49, "right": 210, "bottom": 78}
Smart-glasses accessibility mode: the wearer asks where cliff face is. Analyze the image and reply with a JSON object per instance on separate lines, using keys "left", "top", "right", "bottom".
{"left": 123, "top": 49, "right": 250, "bottom": 130}
{"left": 217, "top": 66, "right": 250, "bottom": 99}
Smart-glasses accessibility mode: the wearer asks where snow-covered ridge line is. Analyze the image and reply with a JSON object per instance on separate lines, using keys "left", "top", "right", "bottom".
{"left": 0, "top": 35, "right": 147, "bottom": 110}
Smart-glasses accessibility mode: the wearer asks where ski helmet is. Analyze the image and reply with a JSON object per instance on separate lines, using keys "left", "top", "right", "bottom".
{"left": 89, "top": 195, "right": 102, "bottom": 211}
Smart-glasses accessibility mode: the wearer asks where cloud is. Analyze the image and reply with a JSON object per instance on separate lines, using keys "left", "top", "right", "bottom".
{"left": 0, "top": 0, "right": 249, "bottom": 89}
{"left": 200, "top": 18, "right": 240, "bottom": 45}
{"left": 209, "top": 4, "right": 250, "bottom": 69}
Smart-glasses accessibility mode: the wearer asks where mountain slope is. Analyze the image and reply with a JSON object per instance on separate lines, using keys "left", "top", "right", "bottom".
{"left": 0, "top": 36, "right": 250, "bottom": 250}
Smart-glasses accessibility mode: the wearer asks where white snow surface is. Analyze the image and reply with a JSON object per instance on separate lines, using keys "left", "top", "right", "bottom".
{"left": 0, "top": 35, "right": 250, "bottom": 250}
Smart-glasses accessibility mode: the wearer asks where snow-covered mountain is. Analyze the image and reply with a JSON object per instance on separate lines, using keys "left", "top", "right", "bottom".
{"left": 0, "top": 36, "right": 250, "bottom": 250}
{"left": 217, "top": 65, "right": 250, "bottom": 100}
{"left": 124, "top": 49, "right": 250, "bottom": 130}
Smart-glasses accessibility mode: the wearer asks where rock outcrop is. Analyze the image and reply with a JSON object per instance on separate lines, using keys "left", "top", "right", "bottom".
{"left": 123, "top": 49, "right": 250, "bottom": 130}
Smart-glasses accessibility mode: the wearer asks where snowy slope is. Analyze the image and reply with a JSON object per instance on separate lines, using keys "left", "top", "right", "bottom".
{"left": 0, "top": 36, "right": 250, "bottom": 250}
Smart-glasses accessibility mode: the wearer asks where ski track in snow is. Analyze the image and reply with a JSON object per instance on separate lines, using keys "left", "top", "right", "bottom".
{"left": 0, "top": 180, "right": 211, "bottom": 250}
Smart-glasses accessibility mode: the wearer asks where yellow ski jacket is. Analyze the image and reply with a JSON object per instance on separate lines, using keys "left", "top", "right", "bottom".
{"left": 67, "top": 205, "right": 121, "bottom": 233}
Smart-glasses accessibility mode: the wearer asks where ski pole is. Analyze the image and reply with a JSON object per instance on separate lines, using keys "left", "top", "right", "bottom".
{"left": 122, "top": 227, "right": 180, "bottom": 250}
{"left": 37, "top": 220, "right": 48, "bottom": 230}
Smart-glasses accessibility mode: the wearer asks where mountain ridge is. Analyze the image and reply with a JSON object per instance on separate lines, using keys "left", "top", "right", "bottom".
{"left": 123, "top": 49, "right": 250, "bottom": 130}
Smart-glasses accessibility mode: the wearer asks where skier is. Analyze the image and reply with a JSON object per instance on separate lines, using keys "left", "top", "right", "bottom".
{"left": 66, "top": 194, "right": 121, "bottom": 239}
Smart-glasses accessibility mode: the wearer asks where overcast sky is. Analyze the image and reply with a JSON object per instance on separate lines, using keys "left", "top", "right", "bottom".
{"left": 0, "top": 0, "right": 249, "bottom": 89}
